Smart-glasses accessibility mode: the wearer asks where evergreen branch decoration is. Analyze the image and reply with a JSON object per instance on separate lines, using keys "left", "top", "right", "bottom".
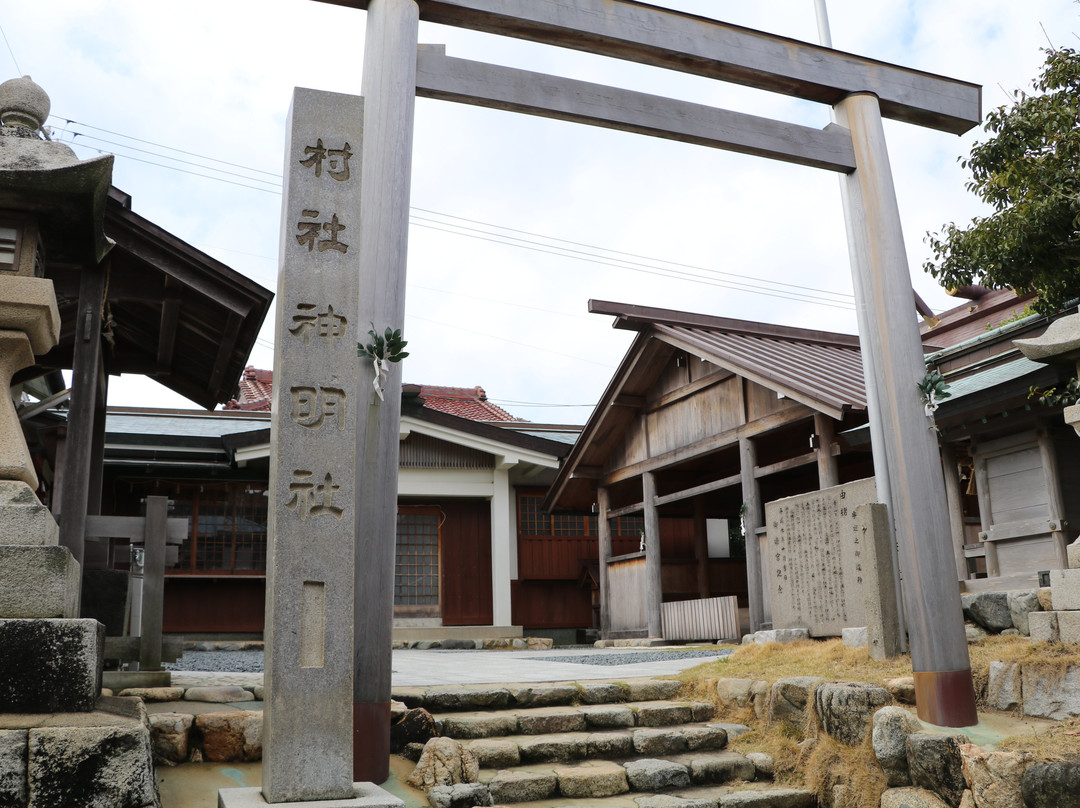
{"left": 917, "top": 370, "right": 951, "bottom": 417}
{"left": 358, "top": 324, "right": 409, "bottom": 400}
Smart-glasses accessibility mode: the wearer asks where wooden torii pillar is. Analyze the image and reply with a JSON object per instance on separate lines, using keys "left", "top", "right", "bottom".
{"left": 318, "top": 0, "right": 981, "bottom": 728}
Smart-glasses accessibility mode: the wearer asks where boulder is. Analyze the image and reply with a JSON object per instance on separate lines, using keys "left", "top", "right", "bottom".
{"left": 814, "top": 681, "right": 891, "bottom": 746}
{"left": 1020, "top": 761, "right": 1080, "bottom": 808}
{"left": 958, "top": 743, "right": 1030, "bottom": 808}
{"left": 880, "top": 787, "right": 951, "bottom": 808}
{"left": 427, "top": 782, "right": 492, "bottom": 808}
{"left": 746, "top": 752, "right": 774, "bottom": 779}
{"left": 119, "top": 687, "right": 184, "bottom": 702}
{"left": 769, "top": 677, "right": 823, "bottom": 724}
{"left": 1008, "top": 590, "right": 1041, "bottom": 635}
{"left": 183, "top": 685, "right": 254, "bottom": 704}
{"left": 633, "top": 728, "right": 688, "bottom": 756}
{"left": 624, "top": 758, "right": 691, "bottom": 791}
{"left": 526, "top": 637, "right": 554, "bottom": 650}
{"left": 683, "top": 725, "right": 728, "bottom": 751}
{"left": 907, "top": 733, "right": 967, "bottom": 807}
{"left": 967, "top": 592, "right": 1013, "bottom": 632}
{"left": 406, "top": 737, "right": 479, "bottom": 791}
{"left": 195, "top": 711, "right": 262, "bottom": 762}
{"left": 872, "top": 708, "right": 922, "bottom": 788}
{"left": 148, "top": 712, "right": 193, "bottom": 763}
{"left": 715, "top": 678, "right": 769, "bottom": 712}
{"left": 711, "top": 722, "right": 753, "bottom": 741}
{"left": 27, "top": 724, "right": 157, "bottom": 808}
{"left": 389, "top": 707, "right": 436, "bottom": 753}
{"left": 884, "top": 677, "right": 916, "bottom": 705}
{"left": 464, "top": 738, "right": 520, "bottom": 768}
{"left": 966, "top": 623, "right": 989, "bottom": 643}
{"left": 687, "top": 751, "right": 757, "bottom": 784}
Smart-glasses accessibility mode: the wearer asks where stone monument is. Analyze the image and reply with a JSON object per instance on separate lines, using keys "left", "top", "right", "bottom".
{"left": 0, "top": 74, "right": 157, "bottom": 808}
{"left": 764, "top": 478, "right": 902, "bottom": 657}
{"left": 218, "top": 87, "right": 402, "bottom": 808}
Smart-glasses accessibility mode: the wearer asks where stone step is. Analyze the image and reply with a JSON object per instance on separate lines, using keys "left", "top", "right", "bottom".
{"left": 471, "top": 750, "right": 780, "bottom": 805}
{"left": 394, "top": 678, "right": 685, "bottom": 713}
{"left": 435, "top": 700, "right": 718, "bottom": 740}
{"left": 469, "top": 784, "right": 817, "bottom": 808}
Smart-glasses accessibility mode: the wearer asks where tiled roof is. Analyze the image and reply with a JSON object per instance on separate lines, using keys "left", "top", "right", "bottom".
{"left": 920, "top": 288, "right": 1034, "bottom": 349}
{"left": 414, "top": 385, "right": 524, "bottom": 422}
{"left": 222, "top": 371, "right": 524, "bottom": 422}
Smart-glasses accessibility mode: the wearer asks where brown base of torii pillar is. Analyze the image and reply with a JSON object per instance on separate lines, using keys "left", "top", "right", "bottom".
{"left": 353, "top": 702, "right": 391, "bottom": 784}
{"left": 914, "top": 670, "right": 979, "bottom": 727}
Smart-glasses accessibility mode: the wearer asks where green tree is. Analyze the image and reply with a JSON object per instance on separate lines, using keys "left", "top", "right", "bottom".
{"left": 924, "top": 46, "right": 1080, "bottom": 314}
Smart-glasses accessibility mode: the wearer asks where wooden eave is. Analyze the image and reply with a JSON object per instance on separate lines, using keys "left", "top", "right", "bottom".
{"left": 34, "top": 188, "right": 273, "bottom": 410}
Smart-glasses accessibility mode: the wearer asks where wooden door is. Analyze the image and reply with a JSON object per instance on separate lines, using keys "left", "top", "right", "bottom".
{"left": 439, "top": 499, "right": 493, "bottom": 626}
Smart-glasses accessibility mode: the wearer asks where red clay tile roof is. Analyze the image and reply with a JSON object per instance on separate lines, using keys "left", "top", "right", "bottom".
{"left": 224, "top": 371, "right": 524, "bottom": 422}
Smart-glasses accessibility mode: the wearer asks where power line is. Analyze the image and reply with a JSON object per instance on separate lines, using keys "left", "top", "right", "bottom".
{"left": 0, "top": 22, "right": 21, "bottom": 75}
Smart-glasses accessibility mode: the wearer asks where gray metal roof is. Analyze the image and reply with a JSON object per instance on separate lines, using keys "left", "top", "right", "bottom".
{"left": 105, "top": 410, "right": 269, "bottom": 440}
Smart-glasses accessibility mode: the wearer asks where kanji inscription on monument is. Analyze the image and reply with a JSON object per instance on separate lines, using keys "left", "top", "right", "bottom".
{"left": 262, "top": 87, "right": 363, "bottom": 804}
{"left": 764, "top": 477, "right": 877, "bottom": 636}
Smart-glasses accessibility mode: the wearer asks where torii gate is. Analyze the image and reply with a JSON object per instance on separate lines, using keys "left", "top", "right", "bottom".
{"left": 332, "top": 0, "right": 982, "bottom": 779}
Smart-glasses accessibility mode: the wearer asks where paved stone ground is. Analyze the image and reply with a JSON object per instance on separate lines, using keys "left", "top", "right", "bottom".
{"left": 170, "top": 646, "right": 731, "bottom": 689}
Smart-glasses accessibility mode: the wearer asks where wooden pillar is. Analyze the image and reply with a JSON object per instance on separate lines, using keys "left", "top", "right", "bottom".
{"left": 1037, "top": 425, "right": 1070, "bottom": 569}
{"left": 940, "top": 443, "right": 969, "bottom": 581}
{"left": 597, "top": 486, "right": 612, "bottom": 639}
{"left": 835, "top": 91, "right": 976, "bottom": 727}
{"left": 641, "top": 472, "right": 663, "bottom": 638}
{"left": 83, "top": 369, "right": 110, "bottom": 570}
{"left": 814, "top": 413, "right": 840, "bottom": 489}
{"left": 140, "top": 496, "right": 168, "bottom": 672}
{"left": 970, "top": 445, "right": 999, "bottom": 578}
{"left": 692, "top": 496, "right": 709, "bottom": 600}
{"left": 59, "top": 261, "right": 107, "bottom": 574}
{"left": 490, "top": 464, "right": 513, "bottom": 625}
{"left": 739, "top": 436, "right": 764, "bottom": 632}
{"left": 353, "top": 0, "right": 419, "bottom": 785}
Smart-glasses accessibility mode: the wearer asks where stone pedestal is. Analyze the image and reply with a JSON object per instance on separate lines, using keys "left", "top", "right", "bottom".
{"left": 218, "top": 782, "right": 404, "bottom": 808}
{"left": 0, "top": 619, "right": 104, "bottom": 712}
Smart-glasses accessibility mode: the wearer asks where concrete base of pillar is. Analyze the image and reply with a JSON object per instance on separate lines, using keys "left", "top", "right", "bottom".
{"left": 218, "top": 783, "right": 404, "bottom": 808}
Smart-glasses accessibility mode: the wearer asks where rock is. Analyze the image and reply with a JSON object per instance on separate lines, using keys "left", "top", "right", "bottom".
{"left": 579, "top": 682, "right": 627, "bottom": 704}
{"left": 556, "top": 761, "right": 629, "bottom": 798}
{"left": 715, "top": 678, "right": 768, "bottom": 711}
{"left": 987, "top": 662, "right": 1022, "bottom": 711}
{"left": 464, "top": 739, "right": 520, "bottom": 768}
{"left": 1049, "top": 569, "right": 1080, "bottom": 611}
{"left": 814, "top": 681, "right": 891, "bottom": 746}
{"left": 481, "top": 638, "right": 509, "bottom": 650}
{"left": 517, "top": 707, "right": 586, "bottom": 735}
{"left": 487, "top": 770, "right": 557, "bottom": 803}
{"left": 26, "top": 724, "right": 157, "bottom": 808}
{"left": 711, "top": 722, "right": 753, "bottom": 741}
{"left": 884, "top": 677, "right": 917, "bottom": 705}
{"left": 873, "top": 707, "right": 922, "bottom": 788}
{"left": 415, "top": 640, "right": 442, "bottom": 650}
{"left": 687, "top": 751, "right": 757, "bottom": 784}
{"left": 183, "top": 685, "right": 255, "bottom": 703}
{"left": 842, "top": 626, "right": 868, "bottom": 648}
{"left": 1036, "top": 587, "right": 1053, "bottom": 611}
{"left": 508, "top": 684, "right": 577, "bottom": 707}
{"left": 526, "top": 637, "right": 554, "bottom": 650}
{"left": 636, "top": 795, "right": 716, "bottom": 808}
{"left": 683, "top": 725, "right": 728, "bottom": 751}
{"left": 427, "top": 782, "right": 492, "bottom": 808}
{"left": 753, "top": 628, "right": 810, "bottom": 645}
{"left": 1001, "top": 628, "right": 1021, "bottom": 636}
{"left": 690, "top": 701, "right": 717, "bottom": 722}
{"left": 588, "top": 731, "right": 635, "bottom": 758}
{"left": 580, "top": 704, "right": 635, "bottom": 728}
{"left": 406, "top": 737, "right": 479, "bottom": 790}
{"left": 1020, "top": 761, "right": 1080, "bottom": 808}
{"left": 907, "top": 733, "right": 967, "bottom": 807}
{"left": 148, "top": 712, "right": 193, "bottom": 763}
{"left": 1008, "top": 590, "right": 1042, "bottom": 635}
{"left": 252, "top": 685, "right": 264, "bottom": 701}
{"left": 746, "top": 752, "right": 774, "bottom": 779}
{"left": 390, "top": 708, "right": 436, "bottom": 753}
{"left": 633, "top": 728, "right": 688, "bottom": 756}
{"left": 439, "top": 714, "right": 518, "bottom": 739}
{"left": 1029, "top": 611, "right": 1060, "bottom": 643}
{"left": 959, "top": 789, "right": 976, "bottom": 808}
{"left": 195, "top": 711, "right": 262, "bottom": 762}
{"left": 968, "top": 592, "right": 1013, "bottom": 632}
{"left": 439, "top": 639, "right": 478, "bottom": 650}
{"left": 517, "top": 734, "right": 587, "bottom": 763}
{"left": 402, "top": 742, "right": 425, "bottom": 762}
{"left": 636, "top": 702, "right": 694, "bottom": 727}
{"left": 0, "top": 730, "right": 27, "bottom": 806}
{"left": 390, "top": 699, "right": 407, "bottom": 720}
{"left": 879, "top": 787, "right": 951, "bottom": 808}
{"left": 624, "top": 758, "right": 692, "bottom": 791}
{"left": 715, "top": 790, "right": 815, "bottom": 807}
{"left": 118, "top": 686, "right": 184, "bottom": 702}
{"left": 511, "top": 638, "right": 528, "bottom": 649}
{"left": 1021, "top": 664, "right": 1080, "bottom": 720}
{"left": 958, "top": 743, "right": 1030, "bottom": 808}
{"left": 768, "top": 677, "right": 823, "bottom": 724}
{"left": 966, "top": 623, "right": 989, "bottom": 643}
{"left": 625, "top": 680, "right": 684, "bottom": 701}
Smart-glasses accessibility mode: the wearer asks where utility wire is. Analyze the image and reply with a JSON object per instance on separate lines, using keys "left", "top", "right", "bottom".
{"left": 0, "top": 22, "right": 21, "bottom": 75}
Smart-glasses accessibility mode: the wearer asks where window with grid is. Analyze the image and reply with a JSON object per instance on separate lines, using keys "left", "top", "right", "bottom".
{"left": 395, "top": 510, "right": 439, "bottom": 606}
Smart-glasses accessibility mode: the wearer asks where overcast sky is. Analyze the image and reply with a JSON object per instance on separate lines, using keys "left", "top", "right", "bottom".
{"left": 4, "top": 1, "right": 1078, "bottom": 423}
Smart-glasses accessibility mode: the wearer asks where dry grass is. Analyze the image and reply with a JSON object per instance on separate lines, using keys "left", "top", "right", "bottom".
{"left": 997, "top": 716, "right": 1080, "bottom": 762}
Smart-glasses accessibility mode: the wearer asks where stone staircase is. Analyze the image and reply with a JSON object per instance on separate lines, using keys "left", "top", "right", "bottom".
{"left": 392, "top": 679, "right": 816, "bottom": 808}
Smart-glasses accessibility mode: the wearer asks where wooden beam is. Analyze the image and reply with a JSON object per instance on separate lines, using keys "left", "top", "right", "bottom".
{"left": 653, "top": 472, "right": 742, "bottom": 508}
{"left": 415, "top": 46, "right": 857, "bottom": 172}
{"left": 320, "top": 0, "right": 980, "bottom": 133}
{"left": 754, "top": 450, "right": 817, "bottom": 478}
{"left": 207, "top": 312, "right": 242, "bottom": 401}
{"left": 646, "top": 369, "right": 732, "bottom": 414}
{"left": 814, "top": 413, "right": 839, "bottom": 489}
{"left": 607, "top": 501, "right": 645, "bottom": 519}
{"left": 612, "top": 394, "right": 647, "bottom": 409}
{"left": 602, "top": 405, "right": 811, "bottom": 486}
{"left": 157, "top": 298, "right": 180, "bottom": 367}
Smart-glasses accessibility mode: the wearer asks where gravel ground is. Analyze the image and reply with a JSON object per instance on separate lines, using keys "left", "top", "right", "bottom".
{"left": 165, "top": 646, "right": 731, "bottom": 672}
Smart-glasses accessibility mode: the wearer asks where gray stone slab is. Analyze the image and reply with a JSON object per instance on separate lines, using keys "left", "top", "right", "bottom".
{"left": 0, "top": 729, "right": 27, "bottom": 806}
{"left": 1049, "top": 569, "right": 1080, "bottom": 611}
{"left": 1021, "top": 664, "right": 1080, "bottom": 720}
{"left": 262, "top": 86, "right": 364, "bottom": 804}
{"left": 1058, "top": 611, "right": 1080, "bottom": 645}
{"left": 1031, "top": 611, "right": 1062, "bottom": 643}
{"left": 218, "top": 782, "right": 405, "bottom": 808}
{"left": 0, "top": 480, "right": 59, "bottom": 546}
{"left": 987, "top": 662, "right": 1021, "bottom": 711}
{"left": 0, "top": 618, "right": 103, "bottom": 712}
{"left": 854, "top": 503, "right": 903, "bottom": 658}
{"left": 0, "top": 545, "right": 79, "bottom": 618}
{"left": 764, "top": 478, "right": 878, "bottom": 636}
